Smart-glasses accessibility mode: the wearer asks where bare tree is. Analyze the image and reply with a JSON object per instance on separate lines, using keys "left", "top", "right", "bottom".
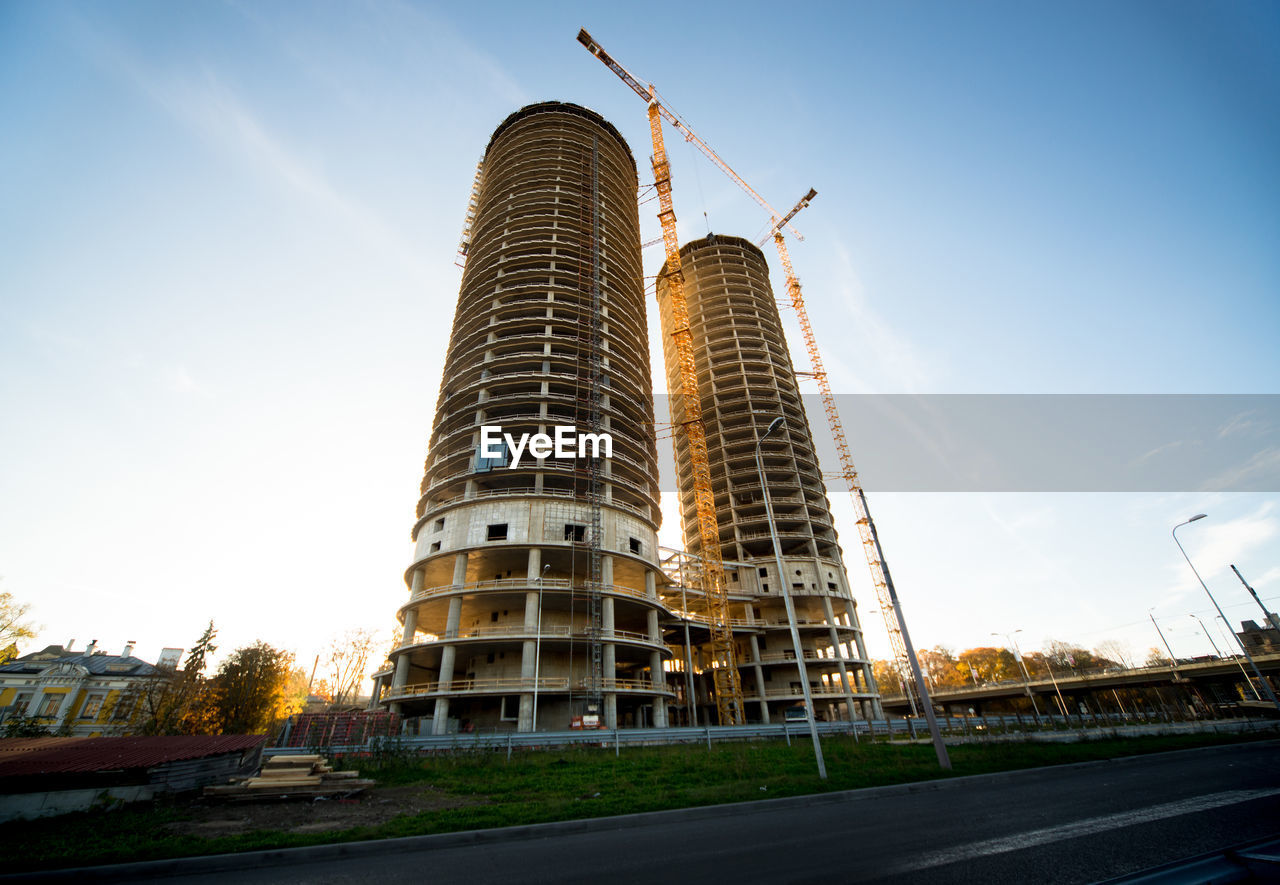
{"left": 1095, "top": 639, "right": 1133, "bottom": 669}
{"left": 1145, "top": 646, "right": 1173, "bottom": 667}
{"left": 324, "top": 629, "right": 379, "bottom": 707}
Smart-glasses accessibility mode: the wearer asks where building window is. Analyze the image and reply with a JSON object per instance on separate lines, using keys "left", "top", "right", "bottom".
{"left": 629, "top": 537, "right": 642, "bottom": 555}
{"left": 475, "top": 440, "right": 508, "bottom": 473}
{"left": 80, "top": 694, "right": 104, "bottom": 719}
{"left": 435, "top": 518, "right": 445, "bottom": 531}
{"left": 430, "top": 541, "right": 441, "bottom": 553}
{"left": 12, "top": 693, "right": 30, "bottom": 715}
{"left": 38, "top": 694, "right": 63, "bottom": 718}
{"left": 758, "top": 567, "right": 768, "bottom": 577}
{"left": 500, "top": 695, "right": 521, "bottom": 722}
{"left": 112, "top": 697, "right": 136, "bottom": 720}
{"left": 487, "top": 523, "right": 508, "bottom": 541}
{"left": 491, "top": 612, "right": 499, "bottom": 622}
{"left": 564, "top": 524, "right": 585, "bottom": 542}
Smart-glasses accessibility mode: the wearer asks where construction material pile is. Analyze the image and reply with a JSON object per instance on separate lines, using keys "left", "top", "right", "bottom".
{"left": 203, "top": 754, "right": 373, "bottom": 801}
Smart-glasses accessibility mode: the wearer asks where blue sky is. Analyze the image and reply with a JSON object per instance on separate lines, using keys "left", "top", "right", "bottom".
{"left": 1, "top": 1, "right": 1277, "bottom": 672}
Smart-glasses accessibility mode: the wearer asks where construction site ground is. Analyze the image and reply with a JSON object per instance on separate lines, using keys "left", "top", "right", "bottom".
{"left": 163, "top": 783, "right": 482, "bottom": 838}
{"left": 6, "top": 728, "right": 1277, "bottom": 875}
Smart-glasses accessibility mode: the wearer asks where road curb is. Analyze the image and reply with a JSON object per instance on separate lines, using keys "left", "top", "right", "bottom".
{"left": 11, "top": 736, "right": 1279, "bottom": 882}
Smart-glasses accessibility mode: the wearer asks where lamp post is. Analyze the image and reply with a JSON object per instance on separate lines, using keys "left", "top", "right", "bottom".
{"left": 992, "top": 630, "right": 1041, "bottom": 725}
{"left": 679, "top": 574, "right": 697, "bottom": 727}
{"left": 1042, "top": 655, "right": 1070, "bottom": 723}
{"left": 532, "top": 563, "right": 551, "bottom": 730}
{"left": 1173, "top": 515, "right": 1280, "bottom": 713}
{"left": 1148, "top": 611, "right": 1180, "bottom": 677}
{"left": 755, "top": 416, "right": 826, "bottom": 780}
{"left": 1189, "top": 614, "right": 1223, "bottom": 658}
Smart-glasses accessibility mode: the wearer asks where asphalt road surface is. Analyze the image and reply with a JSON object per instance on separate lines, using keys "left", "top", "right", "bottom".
{"left": 26, "top": 740, "right": 1280, "bottom": 884}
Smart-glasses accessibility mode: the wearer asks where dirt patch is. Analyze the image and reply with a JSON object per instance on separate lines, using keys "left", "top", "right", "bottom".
{"left": 162, "top": 784, "right": 482, "bottom": 837}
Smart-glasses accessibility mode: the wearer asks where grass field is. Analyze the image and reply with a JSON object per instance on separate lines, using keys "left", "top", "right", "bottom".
{"left": 5, "top": 729, "right": 1276, "bottom": 873}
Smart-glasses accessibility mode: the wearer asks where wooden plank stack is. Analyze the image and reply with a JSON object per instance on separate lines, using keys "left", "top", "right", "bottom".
{"left": 203, "top": 754, "right": 374, "bottom": 800}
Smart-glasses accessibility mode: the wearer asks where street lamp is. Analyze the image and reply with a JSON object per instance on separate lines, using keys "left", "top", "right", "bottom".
{"left": 1189, "top": 614, "right": 1223, "bottom": 658}
{"left": 1042, "top": 654, "right": 1070, "bottom": 722}
{"left": 532, "top": 563, "right": 551, "bottom": 730}
{"left": 755, "top": 416, "right": 826, "bottom": 780}
{"left": 1173, "top": 515, "right": 1280, "bottom": 713}
{"left": 992, "top": 629, "right": 1042, "bottom": 725}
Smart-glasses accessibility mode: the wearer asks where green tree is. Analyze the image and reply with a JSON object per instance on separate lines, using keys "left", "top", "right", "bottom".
{"left": 125, "top": 621, "right": 218, "bottom": 735}
{"left": 917, "top": 646, "right": 965, "bottom": 689}
{"left": 872, "top": 659, "right": 905, "bottom": 697}
{"left": 957, "top": 646, "right": 1019, "bottom": 683}
{"left": 209, "top": 641, "right": 295, "bottom": 734}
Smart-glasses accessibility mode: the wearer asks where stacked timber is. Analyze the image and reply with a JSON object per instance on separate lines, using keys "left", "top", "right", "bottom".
{"left": 203, "top": 754, "right": 374, "bottom": 801}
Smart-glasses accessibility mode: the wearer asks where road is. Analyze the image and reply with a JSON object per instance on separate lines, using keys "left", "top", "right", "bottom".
{"left": 24, "top": 741, "right": 1280, "bottom": 884}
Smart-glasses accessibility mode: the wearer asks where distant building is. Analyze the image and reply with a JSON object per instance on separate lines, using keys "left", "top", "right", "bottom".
{"left": 0, "top": 640, "right": 181, "bottom": 737}
{"left": 1237, "top": 620, "right": 1280, "bottom": 655}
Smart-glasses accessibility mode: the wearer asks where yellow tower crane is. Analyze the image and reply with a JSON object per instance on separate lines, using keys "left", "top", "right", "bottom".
{"left": 577, "top": 28, "right": 744, "bottom": 725}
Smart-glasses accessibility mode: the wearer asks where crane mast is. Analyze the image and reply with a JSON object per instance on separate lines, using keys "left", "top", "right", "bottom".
{"left": 579, "top": 28, "right": 744, "bottom": 725}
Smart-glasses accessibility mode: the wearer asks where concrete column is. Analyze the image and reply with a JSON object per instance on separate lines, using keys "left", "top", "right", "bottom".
{"left": 518, "top": 639, "right": 537, "bottom": 732}
{"left": 845, "top": 599, "right": 884, "bottom": 718}
{"left": 392, "top": 601, "right": 419, "bottom": 709}
{"left": 822, "top": 596, "right": 857, "bottom": 721}
{"left": 601, "top": 554, "right": 614, "bottom": 588}
{"left": 645, "top": 568, "right": 657, "bottom": 600}
{"left": 650, "top": 650, "right": 667, "bottom": 727}
{"left": 601, "top": 594, "right": 617, "bottom": 727}
{"left": 518, "top": 588, "right": 539, "bottom": 731}
{"left": 452, "top": 552, "right": 469, "bottom": 586}
{"left": 432, "top": 596, "right": 465, "bottom": 735}
{"left": 400, "top": 604, "right": 419, "bottom": 647}
{"left": 603, "top": 596, "right": 616, "bottom": 635}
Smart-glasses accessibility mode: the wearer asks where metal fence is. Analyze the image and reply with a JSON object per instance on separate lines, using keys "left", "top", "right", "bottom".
{"left": 263, "top": 712, "right": 1275, "bottom": 758}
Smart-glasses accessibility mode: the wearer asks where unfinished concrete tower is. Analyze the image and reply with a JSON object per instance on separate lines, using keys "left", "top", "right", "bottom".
{"left": 657, "top": 234, "right": 881, "bottom": 723}
{"left": 379, "top": 102, "right": 671, "bottom": 733}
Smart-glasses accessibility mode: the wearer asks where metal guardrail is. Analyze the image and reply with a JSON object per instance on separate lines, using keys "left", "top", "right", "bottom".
{"left": 264, "top": 713, "right": 1274, "bottom": 757}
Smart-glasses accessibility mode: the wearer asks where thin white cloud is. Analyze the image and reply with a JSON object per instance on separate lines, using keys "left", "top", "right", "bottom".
{"left": 1218, "top": 410, "right": 1260, "bottom": 439}
{"left": 1133, "top": 439, "right": 1186, "bottom": 465}
{"left": 1199, "top": 446, "right": 1280, "bottom": 492}
{"left": 1167, "top": 501, "right": 1278, "bottom": 596}
{"left": 163, "top": 365, "right": 207, "bottom": 395}
{"left": 67, "top": 12, "right": 435, "bottom": 285}
{"left": 828, "top": 238, "right": 937, "bottom": 394}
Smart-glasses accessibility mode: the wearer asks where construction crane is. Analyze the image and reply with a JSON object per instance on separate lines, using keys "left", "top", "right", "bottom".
{"left": 767, "top": 197, "right": 948, "bottom": 764}
{"left": 578, "top": 28, "right": 744, "bottom": 726}
{"left": 578, "top": 30, "right": 950, "bottom": 763}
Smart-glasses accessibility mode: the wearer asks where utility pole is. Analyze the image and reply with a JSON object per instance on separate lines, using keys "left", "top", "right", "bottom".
{"left": 1232, "top": 565, "right": 1280, "bottom": 631}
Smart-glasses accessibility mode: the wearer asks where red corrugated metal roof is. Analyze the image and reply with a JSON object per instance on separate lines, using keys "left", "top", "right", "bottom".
{"left": 0, "top": 734, "right": 266, "bottom": 777}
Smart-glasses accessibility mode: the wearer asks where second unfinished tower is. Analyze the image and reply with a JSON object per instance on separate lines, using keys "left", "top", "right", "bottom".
{"left": 658, "top": 234, "right": 881, "bottom": 723}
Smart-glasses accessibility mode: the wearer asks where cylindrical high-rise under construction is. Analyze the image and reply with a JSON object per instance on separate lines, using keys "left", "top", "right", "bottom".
{"left": 657, "top": 234, "right": 881, "bottom": 723}
{"left": 378, "top": 102, "right": 671, "bottom": 733}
